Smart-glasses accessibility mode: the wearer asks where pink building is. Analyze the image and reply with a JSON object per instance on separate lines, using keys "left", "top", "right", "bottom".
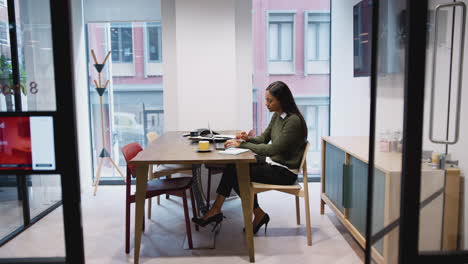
{"left": 86, "top": 0, "right": 330, "bottom": 174}
{"left": 252, "top": 0, "right": 330, "bottom": 172}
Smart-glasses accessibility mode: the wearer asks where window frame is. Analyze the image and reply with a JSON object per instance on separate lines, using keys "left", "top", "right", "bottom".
{"left": 266, "top": 10, "right": 296, "bottom": 75}
{"left": 110, "top": 22, "right": 134, "bottom": 64}
{"left": 0, "top": 21, "right": 9, "bottom": 46}
{"left": 145, "top": 21, "right": 162, "bottom": 63}
{"left": 304, "top": 11, "right": 331, "bottom": 76}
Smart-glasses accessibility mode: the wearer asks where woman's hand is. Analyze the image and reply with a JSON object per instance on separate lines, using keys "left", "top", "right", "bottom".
{"left": 225, "top": 139, "right": 241, "bottom": 148}
{"left": 235, "top": 131, "right": 249, "bottom": 141}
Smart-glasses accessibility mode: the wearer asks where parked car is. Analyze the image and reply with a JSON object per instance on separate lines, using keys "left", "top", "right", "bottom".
{"left": 113, "top": 112, "right": 144, "bottom": 145}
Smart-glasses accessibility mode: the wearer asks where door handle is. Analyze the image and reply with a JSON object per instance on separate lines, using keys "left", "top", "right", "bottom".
{"left": 429, "top": 1, "right": 466, "bottom": 145}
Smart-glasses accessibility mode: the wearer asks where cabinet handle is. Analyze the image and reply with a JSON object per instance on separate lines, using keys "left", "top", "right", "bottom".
{"left": 429, "top": 2, "right": 466, "bottom": 145}
{"left": 342, "top": 163, "right": 352, "bottom": 208}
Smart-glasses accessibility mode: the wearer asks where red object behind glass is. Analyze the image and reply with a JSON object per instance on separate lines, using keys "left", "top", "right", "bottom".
{"left": 0, "top": 117, "right": 32, "bottom": 170}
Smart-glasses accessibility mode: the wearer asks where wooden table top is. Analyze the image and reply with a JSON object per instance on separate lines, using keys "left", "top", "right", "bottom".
{"left": 322, "top": 136, "right": 452, "bottom": 174}
{"left": 129, "top": 131, "right": 257, "bottom": 165}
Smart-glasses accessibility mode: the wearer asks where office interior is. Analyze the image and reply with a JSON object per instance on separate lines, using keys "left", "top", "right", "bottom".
{"left": 0, "top": 0, "right": 467, "bottom": 263}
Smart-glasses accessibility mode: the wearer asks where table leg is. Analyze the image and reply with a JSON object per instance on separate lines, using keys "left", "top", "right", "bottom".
{"left": 134, "top": 165, "right": 148, "bottom": 264}
{"left": 236, "top": 163, "right": 255, "bottom": 262}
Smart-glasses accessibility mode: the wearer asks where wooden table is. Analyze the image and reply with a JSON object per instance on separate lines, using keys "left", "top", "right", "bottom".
{"left": 129, "top": 131, "right": 257, "bottom": 263}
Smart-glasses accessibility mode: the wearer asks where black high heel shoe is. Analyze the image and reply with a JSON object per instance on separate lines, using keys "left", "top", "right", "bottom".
{"left": 192, "top": 213, "right": 224, "bottom": 232}
{"left": 253, "top": 213, "right": 270, "bottom": 234}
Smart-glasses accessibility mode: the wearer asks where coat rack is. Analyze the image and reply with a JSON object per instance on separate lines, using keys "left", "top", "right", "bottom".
{"left": 91, "top": 49, "right": 125, "bottom": 196}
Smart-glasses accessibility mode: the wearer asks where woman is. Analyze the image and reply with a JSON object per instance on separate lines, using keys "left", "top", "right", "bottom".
{"left": 192, "top": 81, "right": 308, "bottom": 234}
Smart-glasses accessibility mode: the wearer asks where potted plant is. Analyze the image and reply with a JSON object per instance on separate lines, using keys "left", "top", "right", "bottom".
{"left": 0, "top": 54, "right": 27, "bottom": 111}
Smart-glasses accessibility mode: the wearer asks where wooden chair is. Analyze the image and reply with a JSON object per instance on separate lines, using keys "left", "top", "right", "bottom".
{"left": 250, "top": 142, "right": 312, "bottom": 245}
{"left": 122, "top": 142, "right": 197, "bottom": 253}
{"left": 205, "top": 129, "right": 255, "bottom": 207}
{"left": 146, "top": 132, "right": 193, "bottom": 218}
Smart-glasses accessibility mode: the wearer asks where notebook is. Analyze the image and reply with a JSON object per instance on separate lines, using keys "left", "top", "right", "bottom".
{"left": 218, "top": 148, "right": 249, "bottom": 155}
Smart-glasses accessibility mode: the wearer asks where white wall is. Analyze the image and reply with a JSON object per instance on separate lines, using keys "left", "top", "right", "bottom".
{"left": 84, "top": 0, "right": 161, "bottom": 22}
{"left": 72, "top": 0, "right": 93, "bottom": 192}
{"left": 330, "top": 0, "right": 370, "bottom": 137}
{"left": 162, "top": 0, "right": 252, "bottom": 132}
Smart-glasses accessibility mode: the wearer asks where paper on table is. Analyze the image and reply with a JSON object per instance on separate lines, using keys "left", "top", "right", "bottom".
{"left": 215, "top": 134, "right": 236, "bottom": 139}
{"left": 218, "top": 148, "right": 250, "bottom": 155}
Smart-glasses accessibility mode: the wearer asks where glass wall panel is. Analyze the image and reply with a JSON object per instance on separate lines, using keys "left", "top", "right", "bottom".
{"left": 28, "top": 175, "right": 61, "bottom": 219}
{"left": 369, "top": 0, "right": 406, "bottom": 263}
{"left": 417, "top": 0, "right": 468, "bottom": 254}
{"left": 87, "top": 22, "right": 164, "bottom": 181}
{"left": 0, "top": 0, "right": 66, "bottom": 258}
{"left": 253, "top": 0, "right": 330, "bottom": 176}
{"left": 0, "top": 176, "right": 23, "bottom": 239}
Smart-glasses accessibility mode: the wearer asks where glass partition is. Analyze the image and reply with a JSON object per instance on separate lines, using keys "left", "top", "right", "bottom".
{"left": 252, "top": 0, "right": 330, "bottom": 177}
{"left": 0, "top": 0, "right": 79, "bottom": 261}
{"left": 86, "top": 21, "right": 164, "bottom": 183}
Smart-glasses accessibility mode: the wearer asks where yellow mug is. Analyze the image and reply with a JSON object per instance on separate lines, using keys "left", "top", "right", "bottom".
{"left": 432, "top": 152, "right": 440, "bottom": 164}
{"left": 198, "top": 140, "right": 210, "bottom": 151}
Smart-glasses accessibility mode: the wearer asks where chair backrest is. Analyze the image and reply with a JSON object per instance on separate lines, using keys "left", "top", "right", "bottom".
{"left": 146, "top": 132, "right": 159, "bottom": 143}
{"left": 121, "top": 142, "right": 143, "bottom": 178}
{"left": 299, "top": 142, "right": 310, "bottom": 175}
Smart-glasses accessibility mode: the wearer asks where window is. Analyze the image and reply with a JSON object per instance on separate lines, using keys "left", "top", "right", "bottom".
{"left": 307, "top": 13, "right": 330, "bottom": 61}
{"left": 0, "top": 22, "right": 8, "bottom": 46}
{"left": 110, "top": 23, "right": 133, "bottom": 63}
{"left": 269, "top": 15, "right": 293, "bottom": 61}
{"left": 268, "top": 12, "right": 295, "bottom": 74}
{"left": 147, "top": 22, "right": 162, "bottom": 62}
{"left": 305, "top": 12, "right": 330, "bottom": 74}
{"left": 0, "top": 0, "right": 6, "bottom": 7}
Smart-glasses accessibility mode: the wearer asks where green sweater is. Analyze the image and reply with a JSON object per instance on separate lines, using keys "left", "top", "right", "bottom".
{"left": 240, "top": 113, "right": 307, "bottom": 169}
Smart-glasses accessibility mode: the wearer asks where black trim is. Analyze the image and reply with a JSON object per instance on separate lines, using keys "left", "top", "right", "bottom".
{"left": 30, "top": 200, "right": 62, "bottom": 224}
{"left": 0, "top": 258, "right": 65, "bottom": 264}
{"left": 18, "top": 176, "right": 30, "bottom": 226}
{"left": 419, "top": 188, "right": 444, "bottom": 209}
{"left": 419, "top": 251, "right": 468, "bottom": 263}
{"left": 364, "top": 0, "right": 379, "bottom": 263}
{"left": 370, "top": 219, "right": 399, "bottom": 246}
{"left": 6, "top": 0, "right": 22, "bottom": 112}
{"left": 0, "top": 226, "right": 25, "bottom": 248}
{"left": 49, "top": 0, "right": 85, "bottom": 263}
{"left": 398, "top": 0, "right": 428, "bottom": 263}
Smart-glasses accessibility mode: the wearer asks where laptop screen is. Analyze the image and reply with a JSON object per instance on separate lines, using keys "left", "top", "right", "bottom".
{"left": 0, "top": 116, "right": 56, "bottom": 171}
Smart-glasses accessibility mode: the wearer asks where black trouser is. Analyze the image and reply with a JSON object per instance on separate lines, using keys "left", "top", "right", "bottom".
{"left": 216, "top": 155, "right": 298, "bottom": 209}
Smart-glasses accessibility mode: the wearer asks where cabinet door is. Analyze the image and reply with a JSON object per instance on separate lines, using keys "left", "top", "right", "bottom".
{"left": 347, "top": 156, "right": 386, "bottom": 254}
{"left": 324, "top": 143, "right": 345, "bottom": 212}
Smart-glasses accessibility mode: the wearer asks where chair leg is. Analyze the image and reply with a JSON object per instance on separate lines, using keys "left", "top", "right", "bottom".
{"left": 182, "top": 190, "right": 193, "bottom": 249}
{"left": 190, "top": 187, "right": 199, "bottom": 231}
{"left": 304, "top": 196, "right": 312, "bottom": 246}
{"left": 166, "top": 175, "right": 172, "bottom": 199}
{"left": 207, "top": 168, "right": 212, "bottom": 208}
{"left": 295, "top": 196, "right": 300, "bottom": 225}
{"left": 148, "top": 198, "right": 152, "bottom": 219}
{"left": 125, "top": 200, "right": 130, "bottom": 254}
{"left": 143, "top": 208, "right": 146, "bottom": 232}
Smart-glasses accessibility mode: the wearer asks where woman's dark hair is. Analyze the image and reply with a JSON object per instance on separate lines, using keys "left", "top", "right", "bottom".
{"left": 266, "top": 81, "right": 308, "bottom": 138}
